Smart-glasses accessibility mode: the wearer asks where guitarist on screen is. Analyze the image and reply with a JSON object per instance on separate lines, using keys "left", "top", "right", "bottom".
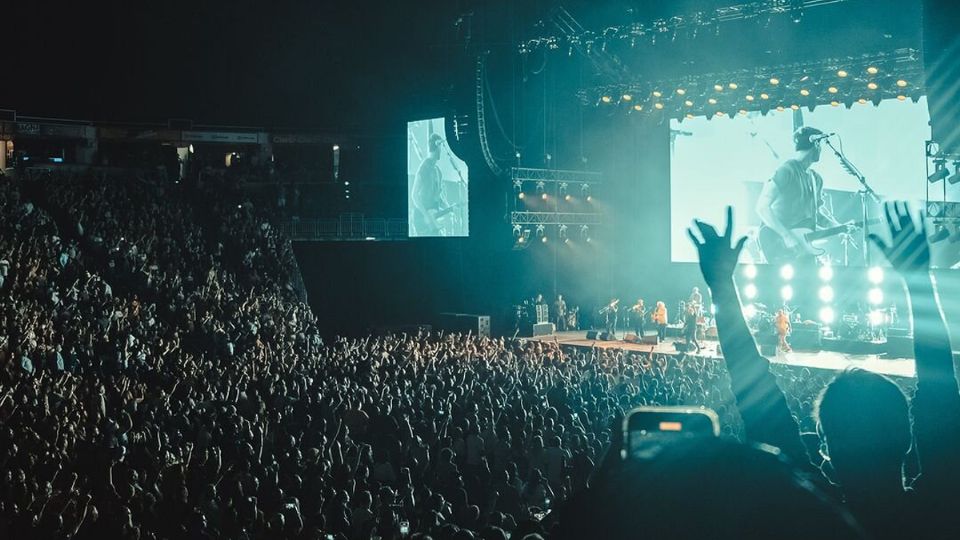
{"left": 755, "top": 126, "right": 854, "bottom": 264}
{"left": 412, "top": 132, "right": 452, "bottom": 236}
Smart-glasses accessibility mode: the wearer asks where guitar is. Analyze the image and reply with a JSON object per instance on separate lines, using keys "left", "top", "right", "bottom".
{"left": 757, "top": 219, "right": 881, "bottom": 264}
{"left": 414, "top": 202, "right": 464, "bottom": 236}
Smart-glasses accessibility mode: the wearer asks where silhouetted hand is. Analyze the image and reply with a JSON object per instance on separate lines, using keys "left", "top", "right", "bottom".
{"left": 687, "top": 206, "right": 748, "bottom": 286}
{"left": 867, "top": 201, "right": 930, "bottom": 275}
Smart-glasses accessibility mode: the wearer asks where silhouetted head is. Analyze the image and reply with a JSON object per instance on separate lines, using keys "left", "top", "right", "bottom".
{"left": 558, "top": 437, "right": 864, "bottom": 539}
{"left": 814, "top": 368, "right": 911, "bottom": 496}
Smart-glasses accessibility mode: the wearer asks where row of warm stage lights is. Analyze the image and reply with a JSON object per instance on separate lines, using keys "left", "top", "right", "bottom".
{"left": 739, "top": 263, "right": 887, "bottom": 326}
{"left": 514, "top": 180, "right": 594, "bottom": 202}
{"left": 514, "top": 224, "right": 592, "bottom": 245}
{"left": 596, "top": 66, "right": 919, "bottom": 118}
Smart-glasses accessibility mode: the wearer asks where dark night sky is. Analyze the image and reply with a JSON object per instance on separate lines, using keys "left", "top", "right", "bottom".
{"left": 3, "top": 1, "right": 463, "bottom": 130}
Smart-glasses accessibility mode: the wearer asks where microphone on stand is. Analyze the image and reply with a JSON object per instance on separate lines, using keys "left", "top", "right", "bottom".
{"left": 809, "top": 132, "right": 836, "bottom": 143}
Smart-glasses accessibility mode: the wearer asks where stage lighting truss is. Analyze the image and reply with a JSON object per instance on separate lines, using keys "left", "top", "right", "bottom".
{"left": 519, "top": 0, "right": 847, "bottom": 56}
{"left": 511, "top": 167, "right": 604, "bottom": 242}
{"left": 578, "top": 48, "right": 922, "bottom": 120}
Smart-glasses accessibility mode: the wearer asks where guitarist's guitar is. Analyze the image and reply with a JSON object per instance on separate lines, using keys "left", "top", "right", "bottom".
{"left": 414, "top": 202, "right": 464, "bottom": 236}
{"left": 757, "top": 219, "right": 881, "bottom": 264}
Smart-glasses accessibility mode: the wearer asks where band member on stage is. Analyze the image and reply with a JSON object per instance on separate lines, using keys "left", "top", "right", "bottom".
{"left": 412, "top": 133, "right": 451, "bottom": 236}
{"left": 756, "top": 126, "right": 850, "bottom": 264}
{"left": 775, "top": 309, "right": 792, "bottom": 352}
{"left": 683, "top": 303, "right": 702, "bottom": 353}
{"left": 688, "top": 287, "right": 703, "bottom": 316}
{"left": 630, "top": 298, "right": 646, "bottom": 337}
{"left": 653, "top": 301, "right": 668, "bottom": 342}
{"left": 603, "top": 298, "right": 620, "bottom": 336}
{"left": 554, "top": 294, "right": 568, "bottom": 332}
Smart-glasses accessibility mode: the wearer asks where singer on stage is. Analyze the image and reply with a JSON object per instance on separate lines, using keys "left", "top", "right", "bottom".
{"left": 755, "top": 126, "right": 850, "bottom": 264}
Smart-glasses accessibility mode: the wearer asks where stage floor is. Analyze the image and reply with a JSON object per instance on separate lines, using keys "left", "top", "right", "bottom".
{"left": 526, "top": 331, "right": 917, "bottom": 379}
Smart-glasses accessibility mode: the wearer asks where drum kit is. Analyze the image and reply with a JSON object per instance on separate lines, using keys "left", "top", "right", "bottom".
{"left": 838, "top": 306, "right": 897, "bottom": 341}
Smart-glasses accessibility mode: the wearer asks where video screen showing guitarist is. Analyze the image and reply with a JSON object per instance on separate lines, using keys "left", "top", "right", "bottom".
{"left": 412, "top": 133, "right": 453, "bottom": 236}
{"left": 756, "top": 126, "right": 852, "bottom": 265}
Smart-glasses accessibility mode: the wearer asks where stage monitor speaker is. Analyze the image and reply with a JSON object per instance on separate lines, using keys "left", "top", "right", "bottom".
{"left": 599, "top": 332, "right": 613, "bottom": 341}
{"left": 532, "top": 322, "right": 555, "bottom": 337}
{"left": 586, "top": 331, "right": 600, "bottom": 340}
{"left": 623, "top": 333, "right": 640, "bottom": 343}
{"left": 641, "top": 334, "right": 659, "bottom": 345}
{"left": 760, "top": 343, "right": 778, "bottom": 357}
{"left": 885, "top": 336, "right": 915, "bottom": 359}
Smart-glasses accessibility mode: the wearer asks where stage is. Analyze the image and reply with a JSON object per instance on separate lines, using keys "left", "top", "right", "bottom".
{"left": 525, "top": 331, "right": 918, "bottom": 379}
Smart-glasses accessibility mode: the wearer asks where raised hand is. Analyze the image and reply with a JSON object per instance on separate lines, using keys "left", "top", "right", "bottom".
{"left": 687, "top": 206, "right": 748, "bottom": 286}
{"left": 867, "top": 201, "right": 930, "bottom": 275}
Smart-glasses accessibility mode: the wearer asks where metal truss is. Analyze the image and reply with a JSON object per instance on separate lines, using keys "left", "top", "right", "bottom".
{"left": 510, "top": 211, "right": 603, "bottom": 226}
{"left": 520, "top": 0, "right": 848, "bottom": 55}
{"left": 511, "top": 167, "right": 602, "bottom": 185}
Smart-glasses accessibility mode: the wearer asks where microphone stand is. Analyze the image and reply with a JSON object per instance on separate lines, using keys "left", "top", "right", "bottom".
{"left": 823, "top": 138, "right": 881, "bottom": 267}
{"left": 444, "top": 146, "right": 468, "bottom": 236}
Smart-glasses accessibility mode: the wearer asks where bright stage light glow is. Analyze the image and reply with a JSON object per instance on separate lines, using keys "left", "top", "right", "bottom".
{"left": 819, "top": 307, "right": 836, "bottom": 324}
{"left": 818, "top": 265, "right": 834, "bottom": 281}
{"left": 780, "top": 264, "right": 795, "bottom": 281}
{"left": 518, "top": 192, "right": 525, "bottom": 199}
{"left": 818, "top": 286, "right": 834, "bottom": 303}
{"left": 868, "top": 310, "right": 886, "bottom": 326}
{"left": 781, "top": 285, "right": 794, "bottom": 301}
{"left": 743, "top": 304, "right": 757, "bottom": 319}
{"left": 868, "top": 266, "right": 884, "bottom": 284}
{"left": 743, "top": 264, "right": 758, "bottom": 279}
{"left": 868, "top": 287, "right": 884, "bottom": 305}
{"left": 743, "top": 283, "right": 757, "bottom": 300}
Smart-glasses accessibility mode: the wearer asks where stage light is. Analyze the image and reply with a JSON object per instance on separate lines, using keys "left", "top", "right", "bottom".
{"left": 188, "top": 144, "right": 195, "bottom": 154}
{"left": 930, "top": 226, "right": 950, "bottom": 243}
{"left": 867, "top": 81, "right": 879, "bottom": 90}
{"left": 536, "top": 181, "right": 546, "bottom": 196}
{"left": 897, "top": 94, "right": 907, "bottom": 101}
{"left": 622, "top": 93, "right": 633, "bottom": 101}
{"left": 827, "top": 86, "right": 838, "bottom": 94}
{"left": 684, "top": 100, "right": 694, "bottom": 107}
{"left": 781, "top": 285, "right": 794, "bottom": 301}
{"left": 868, "top": 266, "right": 884, "bottom": 284}
{"left": 586, "top": 195, "right": 593, "bottom": 202}
{"left": 800, "top": 88, "right": 810, "bottom": 96}
{"left": 760, "top": 93, "right": 770, "bottom": 100}
{"left": 745, "top": 94, "right": 755, "bottom": 102}
{"left": 715, "top": 111, "right": 726, "bottom": 117}
{"left": 868, "top": 287, "right": 884, "bottom": 305}
{"left": 819, "top": 307, "right": 836, "bottom": 324}
{"left": 708, "top": 97, "right": 718, "bottom": 105}
{"left": 652, "top": 90, "right": 663, "bottom": 98}
{"left": 654, "top": 102, "right": 664, "bottom": 110}
{"left": 738, "top": 109, "right": 748, "bottom": 116}
{"left": 676, "top": 88, "right": 687, "bottom": 95}
{"left": 541, "top": 192, "right": 548, "bottom": 200}
{"left": 513, "top": 225, "right": 521, "bottom": 239}
{"left": 818, "top": 286, "right": 835, "bottom": 303}
{"left": 580, "top": 225, "right": 590, "bottom": 241}
{"left": 857, "top": 98, "right": 868, "bottom": 105}
{"left": 743, "top": 264, "right": 758, "bottom": 279}
{"left": 896, "top": 79, "right": 908, "bottom": 87}
{"left": 948, "top": 163, "right": 960, "bottom": 184}
{"left": 928, "top": 161, "right": 950, "bottom": 183}
{"left": 790, "top": 104, "right": 800, "bottom": 110}
{"left": 565, "top": 194, "right": 572, "bottom": 201}
{"left": 818, "top": 265, "right": 834, "bottom": 281}
{"left": 714, "top": 84, "right": 724, "bottom": 92}
{"left": 779, "top": 264, "right": 795, "bottom": 281}
{"left": 685, "top": 113, "right": 695, "bottom": 120}
{"left": 332, "top": 144, "right": 340, "bottom": 151}
{"left": 837, "top": 69, "right": 848, "bottom": 78}
{"left": 559, "top": 224, "right": 568, "bottom": 240}
{"left": 541, "top": 235, "right": 548, "bottom": 243}
{"left": 830, "top": 101, "right": 840, "bottom": 107}
{"left": 770, "top": 77, "right": 780, "bottom": 85}
{"left": 728, "top": 83, "right": 738, "bottom": 90}
{"left": 518, "top": 192, "right": 525, "bottom": 200}
{"left": 744, "top": 304, "right": 757, "bottom": 319}
{"left": 776, "top": 105, "right": 785, "bottom": 112}
{"left": 743, "top": 283, "right": 757, "bottom": 300}
{"left": 868, "top": 310, "right": 886, "bottom": 326}
{"left": 867, "top": 66, "right": 879, "bottom": 75}
{"left": 633, "top": 104, "right": 644, "bottom": 111}
{"left": 601, "top": 95, "right": 613, "bottom": 103}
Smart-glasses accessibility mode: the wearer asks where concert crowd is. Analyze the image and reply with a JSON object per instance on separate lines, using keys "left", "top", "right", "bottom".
{"left": 0, "top": 169, "right": 957, "bottom": 539}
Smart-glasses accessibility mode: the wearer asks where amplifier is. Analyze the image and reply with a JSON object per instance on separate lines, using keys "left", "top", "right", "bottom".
{"left": 532, "top": 322, "right": 555, "bottom": 337}
{"left": 438, "top": 313, "right": 491, "bottom": 338}
{"left": 586, "top": 330, "right": 600, "bottom": 340}
{"left": 790, "top": 329, "right": 822, "bottom": 352}
{"left": 623, "top": 333, "right": 640, "bottom": 343}
{"left": 641, "top": 334, "right": 660, "bottom": 345}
